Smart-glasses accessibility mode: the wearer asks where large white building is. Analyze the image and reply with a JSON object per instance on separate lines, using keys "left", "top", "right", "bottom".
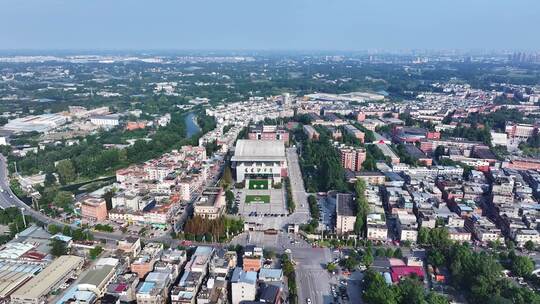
{"left": 231, "top": 140, "right": 287, "bottom": 183}
{"left": 3, "top": 114, "right": 68, "bottom": 133}
{"left": 90, "top": 114, "right": 120, "bottom": 128}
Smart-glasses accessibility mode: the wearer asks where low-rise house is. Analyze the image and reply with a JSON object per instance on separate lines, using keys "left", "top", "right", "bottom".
{"left": 105, "top": 273, "right": 140, "bottom": 303}
{"left": 131, "top": 243, "right": 164, "bottom": 278}
{"left": 194, "top": 187, "right": 225, "bottom": 220}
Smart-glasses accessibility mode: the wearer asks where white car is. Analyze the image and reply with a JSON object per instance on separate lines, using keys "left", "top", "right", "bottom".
{"left": 306, "top": 299, "right": 312, "bottom": 304}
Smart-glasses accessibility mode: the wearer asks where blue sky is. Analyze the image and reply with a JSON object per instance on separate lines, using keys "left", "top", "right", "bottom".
{"left": 0, "top": 0, "right": 538, "bottom": 51}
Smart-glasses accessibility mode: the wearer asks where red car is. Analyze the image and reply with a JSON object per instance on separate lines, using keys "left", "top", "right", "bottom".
{"left": 180, "top": 240, "right": 193, "bottom": 246}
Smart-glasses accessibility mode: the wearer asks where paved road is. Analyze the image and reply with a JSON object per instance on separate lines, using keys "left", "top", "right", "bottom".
{"left": 286, "top": 147, "right": 309, "bottom": 220}
{"left": 0, "top": 154, "right": 17, "bottom": 209}
{"left": 0, "top": 154, "right": 128, "bottom": 242}
{"left": 231, "top": 231, "right": 337, "bottom": 304}
{"left": 292, "top": 247, "right": 334, "bottom": 304}
{"left": 0, "top": 154, "right": 221, "bottom": 244}
{"left": 231, "top": 231, "right": 311, "bottom": 251}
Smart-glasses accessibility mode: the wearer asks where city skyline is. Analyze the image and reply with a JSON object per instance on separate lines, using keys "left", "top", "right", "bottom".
{"left": 1, "top": 0, "right": 539, "bottom": 51}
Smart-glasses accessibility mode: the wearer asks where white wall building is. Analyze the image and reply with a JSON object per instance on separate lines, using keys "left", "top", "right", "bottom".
{"left": 90, "top": 115, "right": 120, "bottom": 127}
{"left": 231, "top": 140, "right": 287, "bottom": 183}
{"left": 230, "top": 268, "right": 257, "bottom": 304}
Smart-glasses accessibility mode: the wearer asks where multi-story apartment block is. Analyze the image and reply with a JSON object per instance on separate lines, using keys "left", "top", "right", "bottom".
{"left": 248, "top": 124, "right": 290, "bottom": 143}
{"left": 81, "top": 197, "right": 108, "bottom": 222}
{"left": 335, "top": 193, "right": 356, "bottom": 235}
{"left": 340, "top": 147, "right": 367, "bottom": 172}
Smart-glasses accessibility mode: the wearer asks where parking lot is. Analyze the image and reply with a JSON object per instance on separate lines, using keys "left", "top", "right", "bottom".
{"left": 232, "top": 148, "right": 311, "bottom": 231}
{"left": 318, "top": 195, "right": 335, "bottom": 231}
{"left": 231, "top": 231, "right": 311, "bottom": 251}
{"left": 239, "top": 188, "right": 286, "bottom": 216}
{"left": 231, "top": 231, "right": 366, "bottom": 304}
{"left": 292, "top": 247, "right": 336, "bottom": 304}
{"left": 236, "top": 187, "right": 291, "bottom": 230}
{"left": 324, "top": 263, "right": 364, "bottom": 304}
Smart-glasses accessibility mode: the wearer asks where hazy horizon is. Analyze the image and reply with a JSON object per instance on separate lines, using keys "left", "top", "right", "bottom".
{"left": 1, "top": 0, "right": 539, "bottom": 51}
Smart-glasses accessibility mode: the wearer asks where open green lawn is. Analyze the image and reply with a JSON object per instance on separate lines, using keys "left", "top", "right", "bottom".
{"left": 245, "top": 194, "right": 270, "bottom": 204}
{"left": 249, "top": 179, "right": 269, "bottom": 190}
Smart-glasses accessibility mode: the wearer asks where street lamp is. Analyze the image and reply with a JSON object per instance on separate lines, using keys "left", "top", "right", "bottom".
{"left": 20, "top": 207, "right": 26, "bottom": 228}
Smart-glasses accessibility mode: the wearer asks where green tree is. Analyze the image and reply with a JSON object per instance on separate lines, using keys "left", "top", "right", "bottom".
{"left": 263, "top": 249, "right": 275, "bottom": 260}
{"left": 397, "top": 277, "right": 426, "bottom": 304}
{"left": 430, "top": 227, "right": 451, "bottom": 249}
{"left": 94, "top": 224, "right": 114, "bottom": 232}
{"left": 434, "top": 146, "right": 446, "bottom": 160}
{"left": 225, "top": 190, "right": 236, "bottom": 214}
{"left": 428, "top": 249, "right": 446, "bottom": 267}
{"left": 442, "top": 110, "right": 454, "bottom": 124}
{"left": 363, "top": 270, "right": 397, "bottom": 304}
{"left": 284, "top": 177, "right": 295, "bottom": 214}
{"left": 102, "top": 189, "right": 115, "bottom": 210}
{"left": 9, "top": 179, "right": 25, "bottom": 198}
{"left": 71, "top": 228, "right": 90, "bottom": 241}
{"left": 426, "top": 292, "right": 450, "bottom": 304}
{"left": 510, "top": 255, "right": 534, "bottom": 278}
{"left": 307, "top": 195, "right": 320, "bottom": 220}
{"left": 281, "top": 254, "right": 297, "bottom": 304}
{"left": 418, "top": 227, "right": 431, "bottom": 245}
{"left": 342, "top": 256, "right": 360, "bottom": 270}
{"left": 50, "top": 239, "right": 68, "bottom": 257}
{"left": 48, "top": 224, "right": 62, "bottom": 234}
{"left": 326, "top": 262, "right": 337, "bottom": 273}
{"left": 221, "top": 165, "right": 233, "bottom": 188}
{"left": 362, "top": 250, "right": 374, "bottom": 266}
{"left": 53, "top": 191, "right": 73, "bottom": 210}
{"left": 524, "top": 240, "right": 535, "bottom": 251}
{"left": 44, "top": 172, "right": 57, "bottom": 187}
{"left": 62, "top": 225, "right": 72, "bottom": 236}
{"left": 56, "top": 159, "right": 76, "bottom": 185}
{"left": 89, "top": 246, "right": 103, "bottom": 259}
{"left": 375, "top": 247, "right": 386, "bottom": 257}
{"left": 354, "top": 179, "right": 369, "bottom": 236}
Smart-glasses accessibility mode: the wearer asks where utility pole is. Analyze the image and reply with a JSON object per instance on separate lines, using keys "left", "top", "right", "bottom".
{"left": 20, "top": 207, "right": 26, "bottom": 228}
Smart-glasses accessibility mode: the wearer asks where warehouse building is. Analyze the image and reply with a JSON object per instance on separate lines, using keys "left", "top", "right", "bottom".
{"left": 10, "top": 255, "right": 84, "bottom": 304}
{"left": 2, "top": 114, "right": 68, "bottom": 133}
{"left": 0, "top": 262, "right": 43, "bottom": 300}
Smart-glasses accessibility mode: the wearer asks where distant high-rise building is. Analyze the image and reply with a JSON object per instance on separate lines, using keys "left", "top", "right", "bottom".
{"left": 282, "top": 92, "right": 291, "bottom": 107}
{"left": 510, "top": 52, "right": 540, "bottom": 64}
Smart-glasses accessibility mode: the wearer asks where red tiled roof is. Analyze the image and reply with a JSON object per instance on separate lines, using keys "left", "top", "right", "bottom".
{"left": 390, "top": 266, "right": 424, "bottom": 282}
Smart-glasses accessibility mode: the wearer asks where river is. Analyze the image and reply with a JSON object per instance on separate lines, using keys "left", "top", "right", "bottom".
{"left": 185, "top": 112, "right": 202, "bottom": 138}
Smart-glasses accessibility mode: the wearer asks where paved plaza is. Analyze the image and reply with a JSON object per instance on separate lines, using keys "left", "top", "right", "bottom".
{"left": 235, "top": 148, "right": 311, "bottom": 230}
